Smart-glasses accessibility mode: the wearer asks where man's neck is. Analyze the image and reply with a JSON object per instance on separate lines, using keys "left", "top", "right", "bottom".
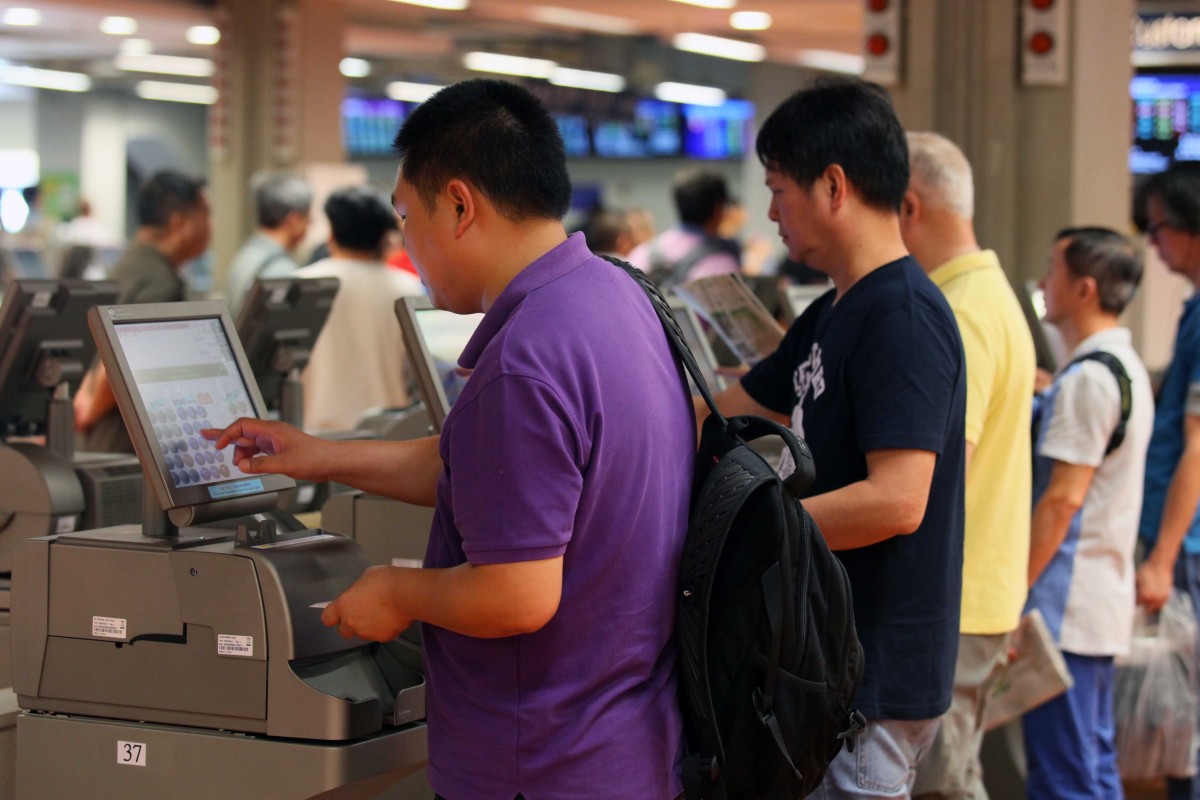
{"left": 327, "top": 242, "right": 378, "bottom": 262}
{"left": 260, "top": 227, "right": 295, "bottom": 251}
{"left": 827, "top": 212, "right": 910, "bottom": 300}
{"left": 914, "top": 216, "right": 981, "bottom": 274}
{"left": 134, "top": 228, "right": 184, "bottom": 268}
{"left": 1058, "top": 313, "right": 1119, "bottom": 354}
{"left": 478, "top": 220, "right": 568, "bottom": 311}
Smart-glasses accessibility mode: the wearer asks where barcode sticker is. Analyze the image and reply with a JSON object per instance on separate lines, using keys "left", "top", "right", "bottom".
{"left": 92, "top": 616, "right": 127, "bottom": 639}
{"left": 218, "top": 634, "right": 254, "bottom": 657}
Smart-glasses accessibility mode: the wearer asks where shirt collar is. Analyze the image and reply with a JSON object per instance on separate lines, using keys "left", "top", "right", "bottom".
{"left": 460, "top": 232, "right": 591, "bottom": 368}
{"left": 1071, "top": 326, "right": 1132, "bottom": 359}
{"left": 928, "top": 249, "right": 1000, "bottom": 288}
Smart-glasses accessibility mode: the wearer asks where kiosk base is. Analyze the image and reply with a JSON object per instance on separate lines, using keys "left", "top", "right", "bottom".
{"left": 16, "top": 712, "right": 428, "bottom": 800}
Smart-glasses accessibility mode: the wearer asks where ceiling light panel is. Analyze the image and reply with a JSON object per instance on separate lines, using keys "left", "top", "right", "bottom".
{"left": 120, "top": 39, "right": 154, "bottom": 56}
{"left": 463, "top": 52, "right": 556, "bottom": 79}
{"left": 730, "top": 11, "right": 772, "bottom": 31}
{"left": 668, "top": 0, "right": 735, "bottom": 8}
{"left": 386, "top": 0, "right": 469, "bottom": 9}
{"left": 673, "top": 32, "right": 765, "bottom": 62}
{"left": 100, "top": 16, "right": 138, "bottom": 36}
{"left": 654, "top": 81, "right": 726, "bottom": 106}
{"left": 136, "top": 81, "right": 218, "bottom": 105}
{"left": 387, "top": 81, "right": 444, "bottom": 102}
{"left": 186, "top": 26, "right": 221, "bottom": 46}
{"left": 340, "top": 57, "right": 372, "bottom": 78}
{"left": 529, "top": 7, "right": 638, "bottom": 35}
{"left": 549, "top": 67, "right": 625, "bottom": 93}
{"left": 0, "top": 65, "right": 91, "bottom": 92}
{"left": 2, "top": 8, "right": 41, "bottom": 27}
{"left": 116, "top": 53, "right": 215, "bottom": 78}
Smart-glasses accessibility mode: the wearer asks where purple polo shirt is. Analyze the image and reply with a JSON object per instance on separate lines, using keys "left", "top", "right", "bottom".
{"left": 422, "top": 233, "right": 693, "bottom": 800}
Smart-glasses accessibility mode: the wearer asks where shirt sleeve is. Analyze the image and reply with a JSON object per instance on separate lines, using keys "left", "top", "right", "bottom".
{"left": 1038, "top": 361, "right": 1121, "bottom": 468}
{"left": 850, "top": 303, "right": 962, "bottom": 455}
{"left": 1185, "top": 322, "right": 1200, "bottom": 417}
{"left": 446, "top": 372, "right": 585, "bottom": 566}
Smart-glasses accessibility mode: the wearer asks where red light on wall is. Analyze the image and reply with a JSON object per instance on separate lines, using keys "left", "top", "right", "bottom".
{"left": 1029, "top": 31, "right": 1054, "bottom": 55}
{"left": 867, "top": 33, "right": 890, "bottom": 56}
{"left": 868, "top": 0, "right": 890, "bottom": 11}
{"left": 1031, "top": 0, "right": 1054, "bottom": 9}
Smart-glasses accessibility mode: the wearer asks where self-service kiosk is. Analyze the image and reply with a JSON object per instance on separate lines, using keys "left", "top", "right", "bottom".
{"left": 11, "top": 300, "right": 427, "bottom": 799}
{"left": 0, "top": 280, "right": 148, "bottom": 688}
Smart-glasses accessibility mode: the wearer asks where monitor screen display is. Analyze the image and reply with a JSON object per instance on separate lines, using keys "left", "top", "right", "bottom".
{"left": 593, "top": 100, "right": 682, "bottom": 158}
{"left": 555, "top": 113, "right": 592, "bottom": 158}
{"left": 395, "top": 296, "right": 483, "bottom": 431}
{"left": 1130, "top": 73, "right": 1200, "bottom": 174}
{"left": 683, "top": 99, "right": 755, "bottom": 160}
{"left": 342, "top": 97, "right": 408, "bottom": 157}
{"left": 115, "top": 317, "right": 259, "bottom": 493}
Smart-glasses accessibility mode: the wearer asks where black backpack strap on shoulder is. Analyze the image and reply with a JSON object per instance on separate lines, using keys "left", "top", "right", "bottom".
{"left": 601, "top": 255, "right": 726, "bottom": 425}
{"left": 1068, "top": 350, "right": 1133, "bottom": 456}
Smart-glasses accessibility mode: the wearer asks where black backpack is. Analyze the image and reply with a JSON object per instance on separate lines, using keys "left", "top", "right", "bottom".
{"left": 607, "top": 257, "right": 867, "bottom": 800}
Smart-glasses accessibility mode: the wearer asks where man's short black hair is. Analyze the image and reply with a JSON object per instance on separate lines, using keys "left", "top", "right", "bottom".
{"left": 756, "top": 78, "right": 909, "bottom": 213}
{"left": 137, "top": 170, "right": 206, "bottom": 228}
{"left": 325, "top": 185, "right": 396, "bottom": 256}
{"left": 1055, "top": 226, "right": 1143, "bottom": 316}
{"left": 672, "top": 168, "right": 730, "bottom": 227}
{"left": 392, "top": 78, "right": 571, "bottom": 222}
{"left": 1133, "top": 162, "right": 1200, "bottom": 234}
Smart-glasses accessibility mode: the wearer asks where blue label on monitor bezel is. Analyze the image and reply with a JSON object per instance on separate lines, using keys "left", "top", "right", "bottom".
{"left": 207, "top": 478, "right": 265, "bottom": 499}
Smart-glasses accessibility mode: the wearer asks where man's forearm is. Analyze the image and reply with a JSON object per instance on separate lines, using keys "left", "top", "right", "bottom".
{"left": 1149, "top": 450, "right": 1200, "bottom": 571}
{"left": 324, "top": 436, "right": 442, "bottom": 506}
{"left": 804, "top": 481, "right": 925, "bottom": 551}
{"left": 1028, "top": 496, "right": 1076, "bottom": 586}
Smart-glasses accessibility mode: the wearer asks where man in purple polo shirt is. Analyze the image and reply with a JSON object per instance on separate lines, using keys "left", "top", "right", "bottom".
{"left": 207, "top": 79, "right": 693, "bottom": 800}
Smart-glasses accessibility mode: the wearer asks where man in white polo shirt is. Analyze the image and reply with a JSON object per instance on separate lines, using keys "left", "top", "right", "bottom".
{"left": 1024, "top": 227, "right": 1154, "bottom": 800}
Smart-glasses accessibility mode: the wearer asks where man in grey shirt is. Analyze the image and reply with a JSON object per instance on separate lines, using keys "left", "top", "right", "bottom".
{"left": 223, "top": 173, "right": 312, "bottom": 317}
{"left": 74, "top": 170, "right": 212, "bottom": 453}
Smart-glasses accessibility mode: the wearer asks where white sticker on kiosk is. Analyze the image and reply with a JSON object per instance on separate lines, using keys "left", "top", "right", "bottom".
{"left": 117, "top": 740, "right": 147, "bottom": 766}
{"left": 56, "top": 515, "right": 77, "bottom": 534}
{"left": 218, "top": 634, "right": 254, "bottom": 657}
{"left": 92, "top": 616, "right": 127, "bottom": 639}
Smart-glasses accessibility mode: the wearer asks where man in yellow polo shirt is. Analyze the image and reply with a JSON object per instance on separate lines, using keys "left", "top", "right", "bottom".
{"left": 902, "top": 132, "right": 1036, "bottom": 800}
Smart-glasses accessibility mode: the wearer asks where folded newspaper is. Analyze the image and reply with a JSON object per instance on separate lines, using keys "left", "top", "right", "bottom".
{"left": 672, "top": 273, "right": 785, "bottom": 365}
{"left": 982, "top": 608, "right": 1074, "bottom": 731}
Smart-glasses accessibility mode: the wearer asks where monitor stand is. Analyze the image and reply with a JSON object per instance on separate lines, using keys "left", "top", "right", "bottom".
{"left": 58, "top": 477, "right": 234, "bottom": 551}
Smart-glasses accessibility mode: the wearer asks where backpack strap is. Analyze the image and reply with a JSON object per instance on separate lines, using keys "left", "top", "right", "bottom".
{"left": 1069, "top": 351, "right": 1132, "bottom": 455}
{"left": 1034, "top": 350, "right": 1132, "bottom": 457}
{"left": 600, "top": 255, "right": 816, "bottom": 496}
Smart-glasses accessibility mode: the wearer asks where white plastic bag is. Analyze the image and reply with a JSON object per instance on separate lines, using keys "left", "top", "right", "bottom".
{"left": 1115, "top": 590, "right": 1199, "bottom": 780}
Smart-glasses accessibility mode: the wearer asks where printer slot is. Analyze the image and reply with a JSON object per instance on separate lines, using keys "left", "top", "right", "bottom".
{"left": 291, "top": 638, "right": 425, "bottom": 729}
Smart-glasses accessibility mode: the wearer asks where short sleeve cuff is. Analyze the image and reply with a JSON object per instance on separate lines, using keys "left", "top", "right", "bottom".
{"left": 464, "top": 542, "right": 569, "bottom": 566}
{"left": 1187, "top": 382, "right": 1200, "bottom": 417}
{"left": 857, "top": 431, "right": 946, "bottom": 455}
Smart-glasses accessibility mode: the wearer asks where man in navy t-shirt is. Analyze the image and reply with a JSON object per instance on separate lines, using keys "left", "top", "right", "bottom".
{"left": 698, "top": 78, "right": 966, "bottom": 798}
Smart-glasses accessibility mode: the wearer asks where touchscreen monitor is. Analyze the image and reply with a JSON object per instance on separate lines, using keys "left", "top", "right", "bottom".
{"left": 235, "top": 276, "right": 340, "bottom": 422}
{"left": 0, "top": 279, "right": 118, "bottom": 438}
{"left": 394, "top": 296, "right": 482, "bottom": 432}
{"left": 88, "top": 301, "right": 294, "bottom": 522}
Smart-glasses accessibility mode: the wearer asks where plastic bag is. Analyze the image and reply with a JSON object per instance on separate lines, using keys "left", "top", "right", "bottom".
{"left": 1114, "top": 590, "right": 1199, "bottom": 780}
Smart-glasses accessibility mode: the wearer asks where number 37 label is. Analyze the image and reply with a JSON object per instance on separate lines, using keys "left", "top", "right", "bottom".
{"left": 117, "top": 740, "right": 146, "bottom": 766}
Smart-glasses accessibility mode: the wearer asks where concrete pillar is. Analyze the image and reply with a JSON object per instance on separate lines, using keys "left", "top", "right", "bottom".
{"left": 891, "top": 0, "right": 1147, "bottom": 348}
{"left": 210, "top": 0, "right": 347, "bottom": 287}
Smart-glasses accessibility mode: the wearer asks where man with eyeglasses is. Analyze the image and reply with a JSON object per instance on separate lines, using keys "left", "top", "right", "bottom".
{"left": 1135, "top": 161, "right": 1200, "bottom": 800}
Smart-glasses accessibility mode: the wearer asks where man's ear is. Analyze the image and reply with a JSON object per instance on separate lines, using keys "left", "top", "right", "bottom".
{"left": 901, "top": 189, "right": 920, "bottom": 222}
{"left": 824, "top": 164, "right": 848, "bottom": 212}
{"left": 446, "top": 179, "right": 475, "bottom": 236}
